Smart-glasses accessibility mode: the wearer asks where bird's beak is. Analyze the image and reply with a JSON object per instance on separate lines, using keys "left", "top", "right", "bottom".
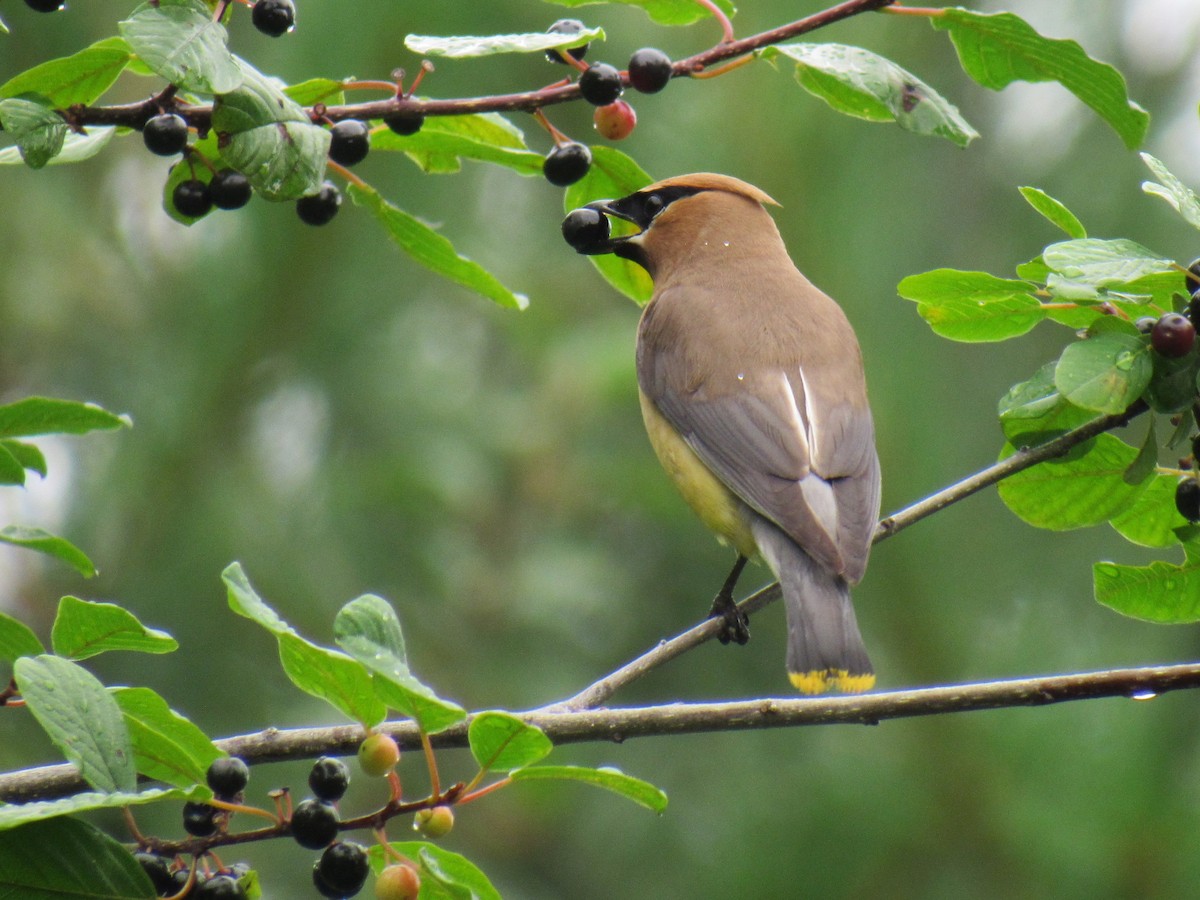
{"left": 561, "top": 197, "right": 642, "bottom": 256}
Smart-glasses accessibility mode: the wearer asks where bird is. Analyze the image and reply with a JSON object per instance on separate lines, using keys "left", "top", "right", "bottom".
{"left": 562, "top": 173, "right": 881, "bottom": 693}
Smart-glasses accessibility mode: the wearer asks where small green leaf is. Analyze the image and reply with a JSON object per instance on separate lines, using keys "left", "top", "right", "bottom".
{"left": 1123, "top": 416, "right": 1158, "bottom": 486}
{"left": 0, "top": 444, "right": 25, "bottom": 485}
{"left": 119, "top": 0, "right": 242, "bottom": 94}
{"left": 1044, "top": 239, "right": 1177, "bottom": 301}
{"left": 51, "top": 596, "right": 177, "bottom": 660}
{"left": 0, "top": 611, "right": 45, "bottom": 665}
{"left": 1110, "top": 473, "right": 1187, "bottom": 549}
{"left": 1053, "top": 332, "right": 1151, "bottom": 414}
{"left": 1140, "top": 152, "right": 1200, "bottom": 232}
{"left": 0, "top": 396, "right": 128, "bottom": 438}
{"left": 1, "top": 439, "right": 46, "bottom": 476}
{"left": 896, "top": 269, "right": 1044, "bottom": 341}
{"left": 283, "top": 77, "right": 346, "bottom": 107}
{"left": 113, "top": 686, "right": 221, "bottom": 788}
{"left": 1018, "top": 186, "right": 1086, "bottom": 239}
{"left": 1094, "top": 543, "right": 1200, "bottom": 622}
{"left": 405, "top": 26, "right": 605, "bottom": 59}
{"left": 348, "top": 182, "right": 528, "bottom": 310}
{"left": 539, "top": 0, "right": 734, "bottom": 27}
{"left": 0, "top": 38, "right": 133, "bottom": 108}
{"left": 0, "top": 786, "right": 198, "bottom": 831}
{"left": 14, "top": 655, "right": 136, "bottom": 793}
{"left": 0, "top": 818, "right": 152, "bottom": 895}
{"left": 933, "top": 9, "right": 1149, "bottom": 149}
{"left": 511, "top": 765, "right": 668, "bottom": 812}
{"left": 0, "top": 526, "right": 96, "bottom": 577}
{"left": 0, "top": 95, "right": 67, "bottom": 168}
{"left": 0, "top": 125, "right": 116, "bottom": 167}
{"left": 468, "top": 711, "right": 553, "bottom": 772}
{"left": 368, "top": 842, "right": 501, "bottom": 900}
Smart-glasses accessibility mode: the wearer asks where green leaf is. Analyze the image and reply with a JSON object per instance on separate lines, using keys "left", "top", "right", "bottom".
{"left": 539, "top": 0, "right": 734, "bottom": 26}
{"left": 211, "top": 63, "right": 330, "bottom": 201}
{"left": 368, "top": 842, "right": 501, "bottom": 900}
{"left": 14, "top": 655, "right": 136, "bottom": 793}
{"left": 0, "top": 817, "right": 153, "bottom": 896}
{"left": 761, "top": 43, "right": 977, "bottom": 147}
{"left": 0, "top": 611, "right": 45, "bottom": 665}
{"left": 0, "top": 786, "right": 197, "bottom": 831}
{"left": 468, "top": 711, "right": 553, "bottom": 772}
{"left": 348, "top": 183, "right": 529, "bottom": 310}
{"left": 0, "top": 125, "right": 116, "bottom": 167}
{"left": 1110, "top": 473, "right": 1187, "bottom": 549}
{"left": 1043, "top": 239, "right": 1176, "bottom": 300}
{"left": 0, "top": 444, "right": 25, "bottom": 485}
{"left": 405, "top": 26, "right": 605, "bottom": 59}
{"left": 1140, "top": 152, "right": 1200, "bottom": 232}
{"left": 1018, "top": 186, "right": 1086, "bottom": 239}
{"left": 1122, "top": 416, "right": 1158, "bottom": 486}
{"left": 933, "top": 8, "right": 1149, "bottom": 149}
{"left": 0, "top": 396, "right": 128, "bottom": 438}
{"left": 1, "top": 439, "right": 46, "bottom": 476}
{"left": 222, "top": 562, "right": 388, "bottom": 729}
{"left": 511, "top": 765, "right": 668, "bottom": 812}
{"left": 0, "top": 37, "right": 133, "bottom": 108}
{"left": 0, "top": 526, "right": 96, "bottom": 577}
{"left": 998, "top": 433, "right": 1148, "bottom": 530}
{"left": 1146, "top": 343, "right": 1200, "bottom": 414}
{"left": 896, "top": 269, "right": 1043, "bottom": 341}
{"left": 283, "top": 77, "right": 346, "bottom": 107}
{"left": 51, "top": 596, "right": 176, "bottom": 660}
{"left": 1094, "top": 542, "right": 1200, "bottom": 622}
{"left": 1053, "top": 332, "right": 1151, "bottom": 415}
{"left": 0, "top": 96, "right": 66, "bottom": 168}
{"left": 371, "top": 113, "right": 543, "bottom": 176}
{"left": 112, "top": 686, "right": 220, "bottom": 788}
{"left": 334, "top": 595, "right": 466, "bottom": 735}
{"left": 564, "top": 145, "right": 654, "bottom": 304}
{"left": 119, "top": 0, "right": 242, "bottom": 94}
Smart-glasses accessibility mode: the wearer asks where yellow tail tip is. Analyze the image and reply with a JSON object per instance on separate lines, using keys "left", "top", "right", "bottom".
{"left": 789, "top": 669, "right": 876, "bottom": 695}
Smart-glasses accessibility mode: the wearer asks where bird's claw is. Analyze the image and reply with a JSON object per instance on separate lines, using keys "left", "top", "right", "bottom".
{"left": 709, "top": 590, "right": 750, "bottom": 645}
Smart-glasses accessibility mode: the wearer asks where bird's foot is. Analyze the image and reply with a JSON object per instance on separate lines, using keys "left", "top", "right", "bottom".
{"left": 709, "top": 589, "right": 750, "bottom": 646}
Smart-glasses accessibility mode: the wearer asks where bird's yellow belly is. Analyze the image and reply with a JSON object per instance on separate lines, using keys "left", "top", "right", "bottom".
{"left": 638, "top": 389, "right": 758, "bottom": 559}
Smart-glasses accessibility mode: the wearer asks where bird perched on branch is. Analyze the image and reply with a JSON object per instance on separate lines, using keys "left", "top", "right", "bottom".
{"left": 562, "top": 173, "right": 881, "bottom": 693}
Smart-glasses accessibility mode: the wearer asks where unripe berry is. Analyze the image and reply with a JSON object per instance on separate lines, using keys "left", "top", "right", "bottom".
{"left": 357, "top": 732, "right": 400, "bottom": 777}
{"left": 290, "top": 798, "right": 340, "bottom": 849}
{"left": 315, "top": 841, "right": 370, "bottom": 897}
{"left": 561, "top": 206, "right": 610, "bottom": 251}
{"left": 542, "top": 142, "right": 591, "bottom": 187}
{"left": 1176, "top": 478, "right": 1200, "bottom": 522}
{"left": 545, "top": 19, "right": 589, "bottom": 64}
{"left": 1151, "top": 312, "right": 1196, "bottom": 358}
{"left": 578, "top": 63, "right": 623, "bottom": 106}
{"left": 143, "top": 114, "right": 189, "bottom": 156}
{"left": 593, "top": 100, "right": 637, "bottom": 141}
{"left": 628, "top": 48, "right": 672, "bottom": 93}
{"left": 206, "top": 756, "right": 249, "bottom": 799}
{"left": 251, "top": 0, "right": 294, "bottom": 37}
{"left": 296, "top": 182, "right": 342, "bottom": 226}
{"left": 414, "top": 804, "right": 454, "bottom": 839}
{"left": 375, "top": 863, "right": 421, "bottom": 900}
{"left": 329, "top": 119, "right": 371, "bottom": 167}
{"left": 309, "top": 756, "right": 351, "bottom": 802}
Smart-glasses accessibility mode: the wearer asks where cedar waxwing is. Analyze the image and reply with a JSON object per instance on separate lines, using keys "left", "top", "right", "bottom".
{"left": 562, "top": 173, "right": 881, "bottom": 693}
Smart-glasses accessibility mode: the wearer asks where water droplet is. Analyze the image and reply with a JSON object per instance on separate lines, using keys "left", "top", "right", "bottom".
{"left": 1130, "top": 690, "right": 1157, "bottom": 701}
{"left": 736, "top": 373, "right": 745, "bottom": 381}
{"left": 1115, "top": 352, "right": 1135, "bottom": 371}
{"left": 723, "top": 241, "right": 730, "bottom": 248}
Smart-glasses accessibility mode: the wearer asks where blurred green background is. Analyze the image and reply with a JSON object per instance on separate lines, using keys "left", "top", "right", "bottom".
{"left": 4, "top": 0, "right": 1200, "bottom": 897}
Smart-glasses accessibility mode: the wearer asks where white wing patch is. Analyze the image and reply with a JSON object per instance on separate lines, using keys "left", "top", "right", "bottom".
{"left": 777, "top": 370, "right": 811, "bottom": 462}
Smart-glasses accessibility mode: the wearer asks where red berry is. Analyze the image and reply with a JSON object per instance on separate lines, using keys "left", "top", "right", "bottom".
{"left": 628, "top": 48, "right": 672, "bottom": 93}
{"left": 1151, "top": 312, "right": 1196, "bottom": 358}
{"left": 376, "top": 864, "right": 421, "bottom": 900}
{"left": 593, "top": 100, "right": 637, "bottom": 140}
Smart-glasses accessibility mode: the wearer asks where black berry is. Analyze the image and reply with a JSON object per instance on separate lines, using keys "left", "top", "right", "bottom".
{"left": 628, "top": 48, "right": 672, "bottom": 93}
{"left": 329, "top": 119, "right": 370, "bottom": 167}
{"left": 296, "top": 182, "right": 342, "bottom": 226}
{"left": 308, "top": 757, "right": 350, "bottom": 801}
{"left": 1192, "top": 432, "right": 1200, "bottom": 463}
{"left": 134, "top": 852, "right": 174, "bottom": 895}
{"left": 1135, "top": 316, "right": 1157, "bottom": 334}
{"left": 193, "top": 874, "right": 246, "bottom": 899}
{"left": 182, "top": 801, "right": 219, "bottom": 837}
{"left": 206, "top": 756, "right": 249, "bottom": 799}
{"left": 143, "top": 114, "right": 189, "bottom": 156}
{"left": 24, "top": 0, "right": 64, "bottom": 11}
{"left": 209, "top": 169, "right": 252, "bottom": 210}
{"left": 1186, "top": 258, "right": 1200, "bottom": 295}
{"left": 545, "top": 19, "right": 589, "bottom": 64}
{"left": 561, "top": 207, "right": 610, "bottom": 251}
{"left": 1151, "top": 312, "right": 1196, "bottom": 358}
{"left": 315, "top": 841, "right": 369, "bottom": 897}
{"left": 543, "top": 142, "right": 591, "bottom": 187}
{"left": 172, "top": 179, "right": 213, "bottom": 219}
{"left": 1186, "top": 289, "right": 1200, "bottom": 329}
{"left": 1177, "top": 478, "right": 1200, "bottom": 522}
{"left": 384, "top": 108, "right": 425, "bottom": 136}
{"left": 251, "top": 0, "right": 294, "bottom": 37}
{"left": 579, "top": 63, "right": 623, "bottom": 106}
{"left": 290, "top": 798, "right": 340, "bottom": 849}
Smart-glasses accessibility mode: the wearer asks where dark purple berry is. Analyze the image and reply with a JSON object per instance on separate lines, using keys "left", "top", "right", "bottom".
{"left": 308, "top": 757, "right": 350, "bottom": 802}
{"left": 24, "top": 0, "right": 64, "bottom": 11}
{"left": 543, "top": 142, "right": 591, "bottom": 187}
{"left": 193, "top": 874, "right": 246, "bottom": 899}
{"left": 384, "top": 108, "right": 425, "bottom": 136}
{"left": 628, "top": 48, "right": 672, "bottom": 93}
{"left": 329, "top": 119, "right": 370, "bottom": 167}
{"left": 1176, "top": 478, "right": 1200, "bottom": 522}
{"left": 579, "top": 63, "right": 623, "bottom": 106}
{"left": 562, "top": 207, "right": 610, "bottom": 252}
{"left": 172, "top": 179, "right": 213, "bottom": 218}
{"left": 143, "top": 114, "right": 189, "bottom": 156}
{"left": 134, "top": 852, "right": 174, "bottom": 895}
{"left": 545, "top": 19, "right": 589, "bottom": 64}
{"left": 1151, "top": 312, "right": 1196, "bottom": 358}
{"left": 182, "top": 801, "right": 218, "bottom": 837}
{"left": 315, "top": 841, "right": 369, "bottom": 896}
{"left": 206, "top": 756, "right": 249, "bottom": 799}
{"left": 296, "top": 182, "right": 342, "bottom": 226}
{"left": 251, "top": 0, "right": 294, "bottom": 37}
{"left": 290, "top": 798, "right": 340, "bottom": 849}
{"left": 1135, "top": 316, "right": 1157, "bottom": 334}
{"left": 209, "top": 169, "right": 252, "bottom": 210}
{"left": 1186, "top": 258, "right": 1200, "bottom": 294}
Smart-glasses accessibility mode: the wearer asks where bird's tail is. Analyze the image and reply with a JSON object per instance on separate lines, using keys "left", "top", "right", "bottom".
{"left": 751, "top": 519, "right": 874, "bottom": 694}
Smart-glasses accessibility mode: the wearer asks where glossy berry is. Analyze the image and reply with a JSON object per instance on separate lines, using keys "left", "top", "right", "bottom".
{"left": 209, "top": 169, "right": 252, "bottom": 210}
{"left": 414, "top": 805, "right": 454, "bottom": 839}
{"left": 24, "top": 0, "right": 65, "bottom": 11}
{"left": 1176, "top": 478, "right": 1200, "bottom": 522}
{"left": 329, "top": 119, "right": 371, "bottom": 167}
{"left": 1186, "top": 258, "right": 1200, "bottom": 295}
{"left": 543, "top": 142, "right": 591, "bottom": 187}
{"left": 316, "top": 841, "right": 370, "bottom": 897}
{"left": 172, "top": 179, "right": 213, "bottom": 218}
{"left": 193, "top": 874, "right": 246, "bottom": 899}
{"left": 357, "top": 732, "right": 400, "bottom": 777}
{"left": 1187, "top": 289, "right": 1200, "bottom": 328}
{"left": 628, "top": 48, "right": 672, "bottom": 93}
{"left": 309, "top": 756, "right": 351, "bottom": 801}
{"left": 296, "top": 182, "right": 342, "bottom": 226}
{"left": 593, "top": 100, "right": 637, "bottom": 141}
{"left": 579, "top": 63, "right": 623, "bottom": 106}
{"left": 251, "top": 0, "right": 294, "bottom": 37}
{"left": 375, "top": 863, "right": 421, "bottom": 900}
{"left": 291, "top": 798, "right": 340, "bottom": 849}
{"left": 545, "top": 19, "right": 589, "bottom": 65}
{"left": 182, "top": 801, "right": 219, "bottom": 837}
{"left": 134, "top": 852, "right": 175, "bottom": 895}
{"left": 1151, "top": 312, "right": 1196, "bottom": 358}
{"left": 1135, "top": 316, "right": 1157, "bottom": 334}
{"left": 143, "top": 114, "right": 189, "bottom": 156}
{"left": 561, "top": 207, "right": 610, "bottom": 252}
{"left": 206, "top": 756, "right": 249, "bottom": 799}
{"left": 384, "top": 109, "right": 425, "bottom": 136}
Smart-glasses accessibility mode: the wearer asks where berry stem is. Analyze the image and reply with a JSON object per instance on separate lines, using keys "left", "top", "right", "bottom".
{"left": 211, "top": 0, "right": 232, "bottom": 23}
{"left": 880, "top": 4, "right": 947, "bottom": 16}
{"left": 689, "top": 54, "right": 756, "bottom": 80}
{"left": 326, "top": 160, "right": 368, "bottom": 190}
{"left": 405, "top": 60, "right": 435, "bottom": 98}
{"left": 456, "top": 776, "right": 511, "bottom": 806}
{"left": 420, "top": 731, "right": 440, "bottom": 799}
{"left": 122, "top": 807, "right": 146, "bottom": 844}
{"left": 692, "top": 0, "right": 736, "bottom": 43}
{"left": 207, "top": 797, "right": 280, "bottom": 823}
{"left": 532, "top": 109, "right": 571, "bottom": 145}
{"left": 341, "top": 80, "right": 403, "bottom": 93}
